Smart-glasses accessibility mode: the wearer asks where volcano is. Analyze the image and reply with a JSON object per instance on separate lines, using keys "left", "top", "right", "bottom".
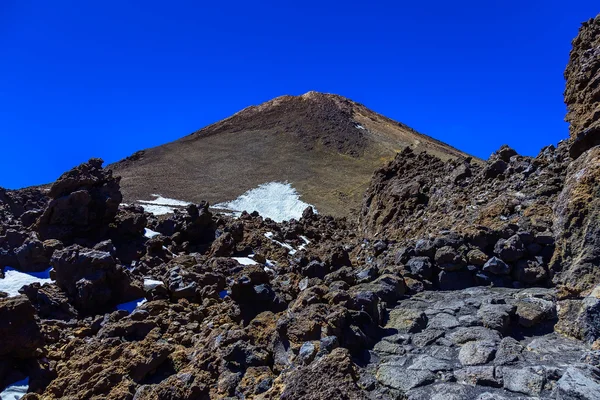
{"left": 110, "top": 91, "right": 473, "bottom": 217}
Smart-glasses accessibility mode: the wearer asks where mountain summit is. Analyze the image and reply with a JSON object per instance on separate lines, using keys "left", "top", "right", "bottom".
{"left": 111, "top": 91, "right": 471, "bottom": 216}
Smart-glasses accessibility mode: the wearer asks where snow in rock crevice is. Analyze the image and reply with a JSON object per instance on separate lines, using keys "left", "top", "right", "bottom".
{"left": 298, "top": 235, "right": 311, "bottom": 251}
{"left": 144, "top": 228, "right": 161, "bottom": 238}
{"left": 264, "top": 232, "right": 297, "bottom": 255}
{"left": 214, "top": 182, "right": 316, "bottom": 223}
{"left": 0, "top": 268, "right": 53, "bottom": 297}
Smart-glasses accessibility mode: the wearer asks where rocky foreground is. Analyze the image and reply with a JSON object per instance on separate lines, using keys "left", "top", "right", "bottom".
{"left": 1, "top": 14, "right": 600, "bottom": 400}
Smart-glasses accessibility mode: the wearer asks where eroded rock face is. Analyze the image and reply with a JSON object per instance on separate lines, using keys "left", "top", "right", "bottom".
{"left": 551, "top": 146, "right": 600, "bottom": 295}
{"left": 35, "top": 158, "right": 122, "bottom": 243}
{"left": 564, "top": 14, "right": 600, "bottom": 158}
{"left": 359, "top": 143, "right": 568, "bottom": 242}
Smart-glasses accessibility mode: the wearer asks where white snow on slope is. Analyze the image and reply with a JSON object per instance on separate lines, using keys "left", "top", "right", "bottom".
{"left": 140, "top": 194, "right": 191, "bottom": 207}
{"left": 138, "top": 194, "right": 191, "bottom": 216}
{"left": 140, "top": 205, "right": 175, "bottom": 215}
{"left": 0, "top": 268, "right": 53, "bottom": 297}
{"left": 0, "top": 377, "right": 29, "bottom": 399}
{"left": 214, "top": 182, "right": 315, "bottom": 223}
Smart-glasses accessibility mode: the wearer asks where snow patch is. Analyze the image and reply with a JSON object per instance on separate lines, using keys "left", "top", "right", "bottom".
{"left": 214, "top": 182, "right": 315, "bottom": 223}
{"left": 0, "top": 268, "right": 53, "bottom": 297}
{"left": 139, "top": 205, "right": 177, "bottom": 215}
{"left": 140, "top": 194, "right": 191, "bottom": 206}
{"left": 232, "top": 257, "right": 258, "bottom": 266}
{"left": 116, "top": 298, "right": 147, "bottom": 313}
{"left": 355, "top": 124, "right": 366, "bottom": 130}
{"left": 144, "top": 228, "right": 160, "bottom": 238}
{"left": 138, "top": 194, "right": 191, "bottom": 216}
{"left": 0, "top": 377, "right": 29, "bottom": 399}
{"left": 143, "top": 279, "right": 163, "bottom": 291}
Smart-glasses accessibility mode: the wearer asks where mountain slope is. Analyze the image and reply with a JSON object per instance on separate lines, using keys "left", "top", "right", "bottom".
{"left": 110, "top": 91, "right": 474, "bottom": 217}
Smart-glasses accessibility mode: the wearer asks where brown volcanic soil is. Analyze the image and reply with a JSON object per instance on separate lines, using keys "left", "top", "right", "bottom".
{"left": 110, "top": 91, "right": 474, "bottom": 217}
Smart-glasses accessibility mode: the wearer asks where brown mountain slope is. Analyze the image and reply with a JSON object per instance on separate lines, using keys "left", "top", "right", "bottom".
{"left": 110, "top": 91, "right": 474, "bottom": 217}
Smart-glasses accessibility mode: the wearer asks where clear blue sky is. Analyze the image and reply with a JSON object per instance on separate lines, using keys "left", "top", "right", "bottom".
{"left": 1, "top": 1, "right": 598, "bottom": 189}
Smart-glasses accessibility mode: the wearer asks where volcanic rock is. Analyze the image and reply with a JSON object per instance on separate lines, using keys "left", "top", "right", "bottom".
{"left": 35, "top": 158, "right": 122, "bottom": 243}
{"left": 50, "top": 244, "right": 142, "bottom": 313}
{"left": 564, "top": 14, "right": 600, "bottom": 158}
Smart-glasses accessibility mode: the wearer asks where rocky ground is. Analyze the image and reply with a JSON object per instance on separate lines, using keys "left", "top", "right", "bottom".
{"left": 0, "top": 13, "right": 599, "bottom": 400}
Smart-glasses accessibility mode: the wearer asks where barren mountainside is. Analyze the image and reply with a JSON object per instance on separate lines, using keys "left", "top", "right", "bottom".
{"left": 110, "top": 91, "right": 472, "bottom": 217}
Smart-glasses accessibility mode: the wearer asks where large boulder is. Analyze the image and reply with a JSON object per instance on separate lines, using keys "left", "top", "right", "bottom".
{"left": 21, "top": 282, "right": 78, "bottom": 321}
{"left": 15, "top": 238, "right": 63, "bottom": 272}
{"left": 555, "top": 285, "right": 600, "bottom": 343}
{"left": 0, "top": 296, "right": 43, "bottom": 358}
{"left": 50, "top": 244, "right": 142, "bottom": 313}
{"left": 564, "top": 14, "right": 600, "bottom": 158}
{"left": 35, "top": 158, "right": 122, "bottom": 243}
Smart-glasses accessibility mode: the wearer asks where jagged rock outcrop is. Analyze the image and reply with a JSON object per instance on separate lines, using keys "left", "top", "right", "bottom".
{"left": 35, "top": 158, "right": 122, "bottom": 243}
{"left": 0, "top": 187, "right": 48, "bottom": 229}
{"left": 360, "top": 143, "right": 569, "bottom": 241}
{"left": 357, "top": 144, "right": 567, "bottom": 292}
{"left": 564, "top": 14, "right": 600, "bottom": 158}
{"left": 0, "top": 187, "right": 49, "bottom": 270}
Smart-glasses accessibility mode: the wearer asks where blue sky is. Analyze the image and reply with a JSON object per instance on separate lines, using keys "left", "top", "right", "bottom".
{"left": 1, "top": 1, "right": 598, "bottom": 189}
